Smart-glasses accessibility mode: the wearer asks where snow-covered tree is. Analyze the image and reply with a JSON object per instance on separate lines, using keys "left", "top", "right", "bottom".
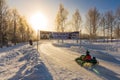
{"left": 72, "top": 9, "right": 82, "bottom": 31}
{"left": 55, "top": 4, "right": 68, "bottom": 32}
{"left": 0, "top": 0, "right": 8, "bottom": 47}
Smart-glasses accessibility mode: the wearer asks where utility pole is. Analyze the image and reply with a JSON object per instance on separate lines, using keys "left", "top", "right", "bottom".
{"left": 79, "top": 30, "right": 81, "bottom": 48}
{"left": 37, "top": 30, "right": 39, "bottom": 51}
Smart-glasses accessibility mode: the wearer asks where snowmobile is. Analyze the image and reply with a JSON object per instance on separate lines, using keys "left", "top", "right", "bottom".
{"left": 75, "top": 55, "right": 99, "bottom": 67}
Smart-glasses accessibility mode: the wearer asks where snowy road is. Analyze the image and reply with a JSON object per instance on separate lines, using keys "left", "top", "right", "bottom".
{"left": 39, "top": 42, "right": 102, "bottom": 80}
{"left": 39, "top": 42, "right": 120, "bottom": 80}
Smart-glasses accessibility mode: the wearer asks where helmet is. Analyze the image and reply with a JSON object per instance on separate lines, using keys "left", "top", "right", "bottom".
{"left": 93, "top": 57, "right": 96, "bottom": 59}
{"left": 86, "top": 50, "right": 90, "bottom": 55}
{"left": 86, "top": 50, "right": 89, "bottom": 54}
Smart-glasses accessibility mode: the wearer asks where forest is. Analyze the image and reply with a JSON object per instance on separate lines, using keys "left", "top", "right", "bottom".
{"left": 0, "top": 0, "right": 35, "bottom": 47}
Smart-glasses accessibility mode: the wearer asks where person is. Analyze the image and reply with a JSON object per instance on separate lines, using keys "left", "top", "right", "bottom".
{"left": 91, "top": 57, "right": 97, "bottom": 65}
{"left": 80, "top": 50, "right": 92, "bottom": 66}
{"left": 83, "top": 50, "right": 92, "bottom": 62}
{"left": 29, "top": 39, "right": 33, "bottom": 45}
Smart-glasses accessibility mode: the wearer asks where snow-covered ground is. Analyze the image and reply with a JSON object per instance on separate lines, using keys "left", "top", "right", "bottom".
{"left": 0, "top": 40, "right": 120, "bottom": 80}
{"left": 0, "top": 43, "right": 53, "bottom": 80}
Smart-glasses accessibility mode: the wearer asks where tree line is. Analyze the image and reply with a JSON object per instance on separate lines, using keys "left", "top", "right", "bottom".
{"left": 0, "top": 0, "right": 35, "bottom": 47}
{"left": 55, "top": 4, "right": 120, "bottom": 42}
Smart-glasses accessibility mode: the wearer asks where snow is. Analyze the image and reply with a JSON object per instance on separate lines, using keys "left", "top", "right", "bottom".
{"left": 0, "top": 40, "right": 120, "bottom": 80}
{"left": 0, "top": 43, "right": 52, "bottom": 80}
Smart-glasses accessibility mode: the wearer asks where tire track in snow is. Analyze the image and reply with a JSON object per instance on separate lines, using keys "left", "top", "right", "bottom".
{"left": 39, "top": 42, "right": 102, "bottom": 80}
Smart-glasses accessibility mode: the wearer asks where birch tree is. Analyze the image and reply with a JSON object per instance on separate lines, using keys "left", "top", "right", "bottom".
{"left": 105, "top": 11, "right": 115, "bottom": 42}
{"left": 115, "top": 7, "right": 120, "bottom": 38}
{"left": 72, "top": 9, "right": 82, "bottom": 31}
{"left": 86, "top": 7, "right": 100, "bottom": 40}
{"left": 55, "top": 4, "right": 68, "bottom": 32}
{"left": 100, "top": 14, "right": 106, "bottom": 41}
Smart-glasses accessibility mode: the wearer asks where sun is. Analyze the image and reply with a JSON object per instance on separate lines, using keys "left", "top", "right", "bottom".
{"left": 29, "top": 12, "right": 48, "bottom": 31}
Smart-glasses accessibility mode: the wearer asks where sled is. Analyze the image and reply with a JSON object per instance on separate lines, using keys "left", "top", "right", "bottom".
{"left": 75, "top": 55, "right": 99, "bottom": 67}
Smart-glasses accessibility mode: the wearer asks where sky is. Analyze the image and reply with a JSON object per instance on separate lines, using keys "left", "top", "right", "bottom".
{"left": 7, "top": 0, "right": 120, "bottom": 31}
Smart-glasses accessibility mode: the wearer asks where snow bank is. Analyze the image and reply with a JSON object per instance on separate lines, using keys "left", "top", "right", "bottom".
{"left": 0, "top": 44, "right": 53, "bottom": 80}
{"left": 51, "top": 41, "right": 120, "bottom": 80}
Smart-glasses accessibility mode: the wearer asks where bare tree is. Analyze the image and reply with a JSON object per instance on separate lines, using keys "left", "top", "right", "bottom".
{"left": 18, "top": 16, "right": 26, "bottom": 42}
{"left": 0, "top": 0, "right": 8, "bottom": 47}
{"left": 11, "top": 9, "right": 20, "bottom": 44}
{"left": 26, "top": 24, "right": 34, "bottom": 41}
{"left": 2, "top": 9, "right": 10, "bottom": 45}
{"left": 72, "top": 9, "right": 82, "bottom": 31}
{"left": 55, "top": 4, "right": 68, "bottom": 32}
{"left": 5, "top": 9, "right": 14, "bottom": 42}
{"left": 0, "top": 1, "right": 36, "bottom": 47}
{"left": 10, "top": 9, "right": 36, "bottom": 43}
{"left": 105, "top": 11, "right": 115, "bottom": 42}
{"left": 115, "top": 7, "right": 120, "bottom": 39}
{"left": 55, "top": 4, "right": 68, "bottom": 43}
{"left": 85, "top": 7, "right": 100, "bottom": 40}
{"left": 18, "top": 16, "right": 34, "bottom": 42}
{"left": 100, "top": 14, "right": 106, "bottom": 41}
{"left": 72, "top": 9, "right": 82, "bottom": 43}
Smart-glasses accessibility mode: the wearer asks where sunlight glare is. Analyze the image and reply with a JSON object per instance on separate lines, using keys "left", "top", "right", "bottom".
{"left": 29, "top": 12, "right": 48, "bottom": 31}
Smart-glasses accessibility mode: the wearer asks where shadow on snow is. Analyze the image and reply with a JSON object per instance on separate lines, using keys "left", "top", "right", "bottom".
{"left": 85, "top": 65, "right": 120, "bottom": 80}
{"left": 92, "top": 51, "right": 120, "bottom": 65}
{"left": 53, "top": 43, "right": 120, "bottom": 65}
{"left": 8, "top": 46, "right": 53, "bottom": 80}
{"left": 8, "top": 61, "right": 53, "bottom": 80}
